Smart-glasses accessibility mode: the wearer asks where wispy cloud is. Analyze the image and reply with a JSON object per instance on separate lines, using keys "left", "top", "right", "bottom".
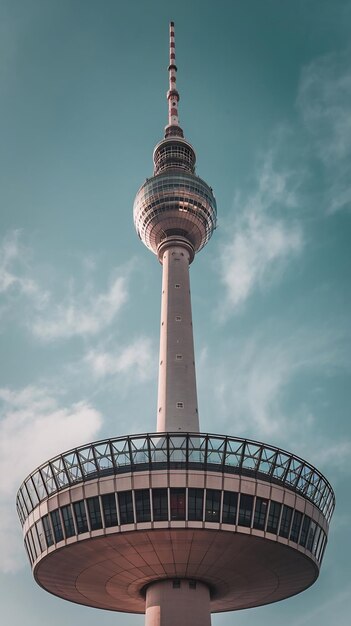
{"left": 297, "top": 49, "right": 351, "bottom": 213}
{"left": 0, "top": 385, "right": 103, "bottom": 573}
{"left": 0, "top": 230, "right": 48, "bottom": 305}
{"left": 219, "top": 152, "right": 303, "bottom": 314}
{"left": 290, "top": 585, "right": 351, "bottom": 626}
{"left": 200, "top": 322, "right": 350, "bottom": 469}
{"left": 32, "top": 273, "right": 128, "bottom": 340}
{"left": 85, "top": 336, "right": 155, "bottom": 382}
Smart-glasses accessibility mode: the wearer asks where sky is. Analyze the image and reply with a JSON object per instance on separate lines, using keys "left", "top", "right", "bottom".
{"left": 0, "top": 0, "right": 350, "bottom": 624}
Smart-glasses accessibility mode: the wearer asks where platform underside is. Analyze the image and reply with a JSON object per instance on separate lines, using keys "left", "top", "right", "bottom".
{"left": 34, "top": 528, "right": 318, "bottom": 613}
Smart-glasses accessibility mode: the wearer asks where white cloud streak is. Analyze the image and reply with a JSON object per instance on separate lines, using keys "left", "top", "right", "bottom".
{"left": 297, "top": 49, "right": 351, "bottom": 213}
{"left": 0, "top": 385, "right": 103, "bottom": 573}
{"left": 85, "top": 336, "right": 154, "bottom": 382}
{"left": 200, "top": 323, "right": 350, "bottom": 468}
{"left": 32, "top": 274, "right": 128, "bottom": 340}
{"left": 0, "top": 230, "right": 48, "bottom": 305}
{"left": 219, "top": 153, "right": 303, "bottom": 314}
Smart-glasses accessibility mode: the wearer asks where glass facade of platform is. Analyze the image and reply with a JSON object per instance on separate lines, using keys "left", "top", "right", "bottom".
{"left": 23, "top": 486, "right": 328, "bottom": 568}
{"left": 16, "top": 433, "right": 335, "bottom": 525}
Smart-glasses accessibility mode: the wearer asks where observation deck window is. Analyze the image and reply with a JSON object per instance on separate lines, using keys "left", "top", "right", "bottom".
{"left": 73, "top": 500, "right": 88, "bottom": 534}
{"left": 299, "top": 515, "right": 311, "bottom": 547}
{"left": 27, "top": 530, "right": 37, "bottom": 561}
{"left": 188, "top": 488, "right": 204, "bottom": 521}
{"left": 316, "top": 531, "right": 327, "bottom": 562}
{"left": 306, "top": 520, "right": 317, "bottom": 552}
{"left": 50, "top": 510, "right": 64, "bottom": 542}
{"left": 101, "top": 493, "right": 118, "bottom": 527}
{"left": 312, "top": 524, "right": 322, "bottom": 556}
{"left": 87, "top": 497, "right": 103, "bottom": 530}
{"left": 118, "top": 491, "right": 134, "bottom": 524}
{"left": 42, "top": 514, "right": 54, "bottom": 547}
{"left": 35, "top": 520, "right": 46, "bottom": 552}
{"left": 238, "top": 494, "right": 254, "bottom": 527}
{"left": 205, "top": 489, "right": 221, "bottom": 522}
{"left": 279, "top": 505, "right": 293, "bottom": 539}
{"left": 31, "top": 524, "right": 41, "bottom": 557}
{"left": 290, "top": 510, "right": 303, "bottom": 543}
{"left": 24, "top": 537, "right": 33, "bottom": 565}
{"left": 135, "top": 489, "right": 151, "bottom": 523}
{"left": 152, "top": 488, "right": 168, "bottom": 521}
{"left": 266, "top": 501, "right": 281, "bottom": 534}
{"left": 222, "top": 491, "right": 238, "bottom": 525}
{"left": 170, "top": 488, "right": 186, "bottom": 520}
{"left": 61, "top": 505, "right": 76, "bottom": 538}
{"left": 253, "top": 498, "right": 268, "bottom": 530}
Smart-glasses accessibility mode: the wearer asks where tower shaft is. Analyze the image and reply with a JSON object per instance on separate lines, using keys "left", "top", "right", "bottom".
{"left": 157, "top": 239, "right": 199, "bottom": 433}
{"left": 145, "top": 580, "right": 211, "bottom": 626}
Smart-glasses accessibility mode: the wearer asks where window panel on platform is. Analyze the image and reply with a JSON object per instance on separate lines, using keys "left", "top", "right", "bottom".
{"left": 266, "top": 501, "right": 281, "bottom": 534}
{"left": 238, "top": 494, "right": 254, "bottom": 527}
{"left": 35, "top": 519, "right": 46, "bottom": 552}
{"left": 50, "top": 509, "right": 64, "bottom": 542}
{"left": 222, "top": 491, "right": 238, "bottom": 525}
{"left": 152, "top": 489, "right": 168, "bottom": 521}
{"left": 135, "top": 489, "right": 151, "bottom": 523}
{"left": 42, "top": 514, "right": 54, "bottom": 547}
{"left": 299, "top": 515, "right": 311, "bottom": 548}
{"left": 253, "top": 498, "right": 268, "bottom": 530}
{"left": 118, "top": 491, "right": 134, "bottom": 524}
{"left": 170, "top": 488, "right": 186, "bottom": 520}
{"left": 31, "top": 525, "right": 41, "bottom": 557}
{"left": 61, "top": 505, "right": 76, "bottom": 537}
{"left": 102, "top": 493, "right": 118, "bottom": 527}
{"left": 188, "top": 488, "right": 203, "bottom": 521}
{"left": 26, "top": 530, "right": 37, "bottom": 562}
{"left": 87, "top": 497, "right": 103, "bottom": 530}
{"left": 306, "top": 520, "right": 317, "bottom": 552}
{"left": 279, "top": 505, "right": 293, "bottom": 539}
{"left": 290, "top": 510, "right": 303, "bottom": 543}
{"left": 73, "top": 500, "right": 89, "bottom": 534}
{"left": 205, "top": 490, "right": 221, "bottom": 522}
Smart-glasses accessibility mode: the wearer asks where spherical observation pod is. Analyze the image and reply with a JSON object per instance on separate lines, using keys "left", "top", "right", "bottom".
{"left": 17, "top": 432, "right": 335, "bottom": 614}
{"left": 133, "top": 172, "right": 217, "bottom": 257}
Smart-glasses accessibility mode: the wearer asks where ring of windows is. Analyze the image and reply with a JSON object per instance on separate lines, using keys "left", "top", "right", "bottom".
{"left": 24, "top": 487, "right": 327, "bottom": 568}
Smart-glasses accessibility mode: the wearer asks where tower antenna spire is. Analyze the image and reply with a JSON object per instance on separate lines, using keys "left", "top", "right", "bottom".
{"left": 167, "top": 21, "right": 181, "bottom": 132}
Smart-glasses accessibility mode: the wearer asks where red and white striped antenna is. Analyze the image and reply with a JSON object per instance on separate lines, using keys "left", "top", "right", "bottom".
{"left": 167, "top": 21, "right": 180, "bottom": 128}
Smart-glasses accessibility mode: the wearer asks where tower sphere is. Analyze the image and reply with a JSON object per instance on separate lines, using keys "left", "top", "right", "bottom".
{"left": 133, "top": 136, "right": 217, "bottom": 260}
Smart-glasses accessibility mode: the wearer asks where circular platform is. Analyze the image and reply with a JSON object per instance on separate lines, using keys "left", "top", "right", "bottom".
{"left": 34, "top": 528, "right": 318, "bottom": 613}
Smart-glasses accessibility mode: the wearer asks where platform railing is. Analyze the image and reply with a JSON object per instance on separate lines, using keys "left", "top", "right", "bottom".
{"left": 16, "top": 432, "right": 335, "bottom": 524}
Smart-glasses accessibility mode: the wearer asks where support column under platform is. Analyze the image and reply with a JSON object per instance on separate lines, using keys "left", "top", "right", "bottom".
{"left": 145, "top": 579, "right": 211, "bottom": 626}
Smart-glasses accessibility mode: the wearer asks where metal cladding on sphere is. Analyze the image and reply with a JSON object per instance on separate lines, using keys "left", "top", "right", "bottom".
{"left": 16, "top": 22, "right": 335, "bottom": 626}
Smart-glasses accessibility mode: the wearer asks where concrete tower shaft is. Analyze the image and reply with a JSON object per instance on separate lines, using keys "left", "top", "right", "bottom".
{"left": 145, "top": 580, "right": 211, "bottom": 626}
{"left": 157, "top": 238, "right": 199, "bottom": 432}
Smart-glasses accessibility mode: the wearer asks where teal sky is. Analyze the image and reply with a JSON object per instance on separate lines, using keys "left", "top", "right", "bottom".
{"left": 1, "top": 0, "right": 350, "bottom": 624}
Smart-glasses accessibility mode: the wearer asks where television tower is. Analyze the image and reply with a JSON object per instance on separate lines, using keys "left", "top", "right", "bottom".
{"left": 17, "top": 23, "right": 335, "bottom": 626}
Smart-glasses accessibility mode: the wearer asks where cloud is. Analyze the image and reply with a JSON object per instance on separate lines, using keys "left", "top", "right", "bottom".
{"left": 85, "top": 336, "right": 154, "bottom": 382}
{"left": 32, "top": 274, "right": 128, "bottom": 340}
{"left": 0, "top": 230, "right": 48, "bottom": 305}
{"left": 0, "top": 385, "right": 103, "bottom": 573}
{"left": 200, "top": 322, "right": 350, "bottom": 464}
{"left": 219, "top": 153, "right": 303, "bottom": 313}
{"left": 290, "top": 586, "right": 351, "bottom": 626}
{"left": 297, "top": 49, "right": 351, "bottom": 213}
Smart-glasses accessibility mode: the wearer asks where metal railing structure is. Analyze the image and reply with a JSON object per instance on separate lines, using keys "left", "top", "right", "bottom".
{"left": 17, "top": 432, "right": 335, "bottom": 524}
